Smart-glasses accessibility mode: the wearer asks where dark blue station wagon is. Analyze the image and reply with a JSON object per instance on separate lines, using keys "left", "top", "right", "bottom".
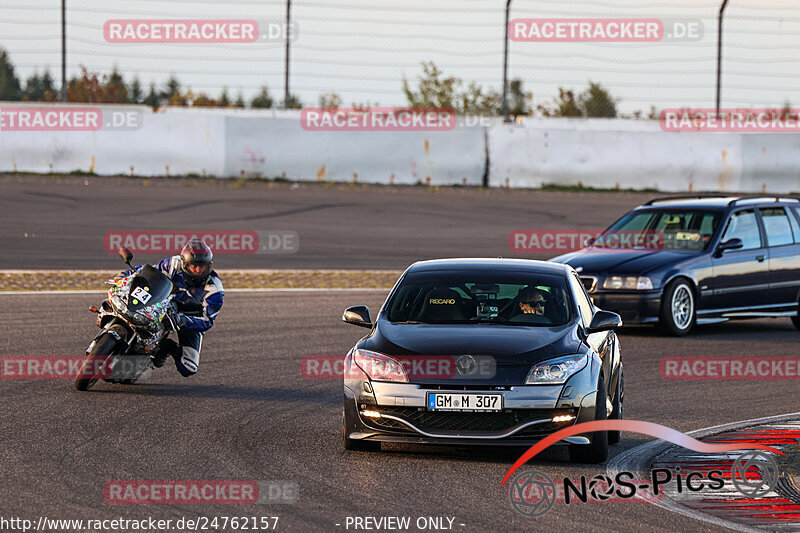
{"left": 551, "top": 196, "right": 800, "bottom": 335}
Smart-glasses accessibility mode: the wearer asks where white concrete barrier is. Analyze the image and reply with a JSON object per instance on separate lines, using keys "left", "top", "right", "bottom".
{"left": 222, "top": 115, "right": 486, "bottom": 185}
{"left": 0, "top": 103, "right": 485, "bottom": 185}
{"left": 488, "top": 118, "right": 800, "bottom": 193}
{"left": 1, "top": 103, "right": 799, "bottom": 192}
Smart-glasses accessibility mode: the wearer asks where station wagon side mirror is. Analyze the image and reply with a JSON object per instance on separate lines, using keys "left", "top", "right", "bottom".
{"left": 342, "top": 305, "right": 373, "bottom": 328}
{"left": 586, "top": 309, "right": 622, "bottom": 334}
{"left": 715, "top": 238, "right": 743, "bottom": 257}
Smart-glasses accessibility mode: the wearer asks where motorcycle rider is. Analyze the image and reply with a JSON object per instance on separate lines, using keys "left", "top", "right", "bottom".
{"left": 120, "top": 239, "right": 223, "bottom": 377}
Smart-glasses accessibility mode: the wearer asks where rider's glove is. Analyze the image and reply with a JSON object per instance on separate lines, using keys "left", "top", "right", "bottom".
{"left": 166, "top": 308, "right": 186, "bottom": 329}
{"left": 174, "top": 312, "right": 187, "bottom": 328}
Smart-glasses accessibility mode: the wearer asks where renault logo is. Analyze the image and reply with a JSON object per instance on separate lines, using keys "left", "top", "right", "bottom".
{"left": 456, "top": 355, "right": 478, "bottom": 376}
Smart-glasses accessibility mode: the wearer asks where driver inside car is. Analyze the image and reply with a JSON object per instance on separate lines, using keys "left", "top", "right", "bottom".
{"left": 119, "top": 239, "right": 224, "bottom": 377}
{"left": 507, "top": 286, "right": 552, "bottom": 324}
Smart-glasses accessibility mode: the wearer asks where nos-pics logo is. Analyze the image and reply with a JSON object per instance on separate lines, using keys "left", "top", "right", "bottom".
{"left": 507, "top": 451, "right": 779, "bottom": 518}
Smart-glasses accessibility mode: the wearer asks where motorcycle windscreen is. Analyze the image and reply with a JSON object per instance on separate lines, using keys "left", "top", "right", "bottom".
{"left": 127, "top": 264, "right": 174, "bottom": 311}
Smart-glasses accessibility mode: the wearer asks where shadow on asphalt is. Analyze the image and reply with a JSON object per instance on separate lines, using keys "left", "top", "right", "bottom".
{"left": 371, "top": 435, "right": 656, "bottom": 467}
{"left": 90, "top": 383, "right": 338, "bottom": 404}
{"left": 618, "top": 320, "right": 797, "bottom": 339}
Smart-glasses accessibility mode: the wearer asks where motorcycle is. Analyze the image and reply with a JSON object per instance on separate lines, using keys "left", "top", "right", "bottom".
{"left": 74, "top": 248, "right": 180, "bottom": 391}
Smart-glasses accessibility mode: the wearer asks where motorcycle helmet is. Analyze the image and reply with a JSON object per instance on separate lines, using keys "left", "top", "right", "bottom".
{"left": 180, "top": 239, "right": 213, "bottom": 287}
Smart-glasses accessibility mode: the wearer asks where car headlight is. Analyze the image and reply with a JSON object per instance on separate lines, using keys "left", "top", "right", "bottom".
{"left": 603, "top": 275, "right": 653, "bottom": 290}
{"left": 352, "top": 349, "right": 408, "bottom": 383}
{"left": 525, "top": 354, "right": 588, "bottom": 385}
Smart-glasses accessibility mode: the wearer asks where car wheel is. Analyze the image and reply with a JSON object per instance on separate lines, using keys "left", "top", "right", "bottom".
{"left": 568, "top": 377, "right": 609, "bottom": 464}
{"left": 608, "top": 371, "right": 622, "bottom": 445}
{"left": 343, "top": 408, "right": 381, "bottom": 452}
{"left": 659, "top": 279, "right": 695, "bottom": 336}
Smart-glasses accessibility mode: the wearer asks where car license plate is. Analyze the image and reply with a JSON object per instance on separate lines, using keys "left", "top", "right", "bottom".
{"left": 427, "top": 392, "right": 503, "bottom": 412}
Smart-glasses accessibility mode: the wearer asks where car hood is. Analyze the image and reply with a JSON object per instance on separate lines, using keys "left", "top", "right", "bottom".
{"left": 364, "top": 320, "right": 581, "bottom": 366}
{"left": 551, "top": 248, "right": 695, "bottom": 274}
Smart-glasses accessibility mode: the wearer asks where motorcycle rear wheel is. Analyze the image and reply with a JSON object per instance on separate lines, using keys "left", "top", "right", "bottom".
{"left": 74, "top": 327, "right": 124, "bottom": 391}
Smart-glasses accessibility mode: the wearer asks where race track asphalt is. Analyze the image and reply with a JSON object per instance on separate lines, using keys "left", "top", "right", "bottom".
{"left": 1, "top": 290, "right": 798, "bottom": 532}
{"left": 0, "top": 174, "right": 658, "bottom": 270}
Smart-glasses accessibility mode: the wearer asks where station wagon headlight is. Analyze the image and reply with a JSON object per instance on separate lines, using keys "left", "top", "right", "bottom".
{"left": 603, "top": 275, "right": 653, "bottom": 290}
{"left": 352, "top": 349, "right": 409, "bottom": 383}
{"left": 525, "top": 354, "right": 588, "bottom": 385}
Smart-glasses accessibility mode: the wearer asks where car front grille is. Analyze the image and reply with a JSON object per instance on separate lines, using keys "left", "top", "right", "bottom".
{"left": 366, "top": 407, "right": 571, "bottom": 435}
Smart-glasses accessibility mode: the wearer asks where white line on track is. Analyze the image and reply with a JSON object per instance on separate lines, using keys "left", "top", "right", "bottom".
{"left": 607, "top": 411, "right": 800, "bottom": 533}
{"left": 0, "top": 288, "right": 390, "bottom": 295}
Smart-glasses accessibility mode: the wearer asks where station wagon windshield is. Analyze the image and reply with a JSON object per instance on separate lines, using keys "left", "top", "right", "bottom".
{"left": 595, "top": 209, "right": 722, "bottom": 251}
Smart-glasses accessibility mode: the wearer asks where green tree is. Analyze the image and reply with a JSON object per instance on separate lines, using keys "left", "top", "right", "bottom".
{"left": 129, "top": 76, "right": 143, "bottom": 104}
{"left": 403, "top": 61, "right": 507, "bottom": 115}
{"left": 250, "top": 86, "right": 273, "bottom": 108}
{"left": 218, "top": 87, "right": 230, "bottom": 107}
{"left": 23, "top": 71, "right": 56, "bottom": 101}
{"left": 319, "top": 92, "right": 343, "bottom": 109}
{"left": 234, "top": 92, "right": 245, "bottom": 108}
{"left": 66, "top": 67, "right": 103, "bottom": 102}
{"left": 457, "top": 81, "right": 501, "bottom": 115}
{"left": 103, "top": 66, "right": 129, "bottom": 103}
{"left": 0, "top": 48, "right": 22, "bottom": 101}
{"left": 402, "top": 61, "right": 458, "bottom": 111}
{"left": 143, "top": 82, "right": 160, "bottom": 109}
{"left": 286, "top": 93, "right": 302, "bottom": 109}
{"left": 553, "top": 88, "right": 582, "bottom": 117}
{"left": 351, "top": 100, "right": 377, "bottom": 111}
{"left": 160, "top": 74, "right": 180, "bottom": 103}
{"left": 579, "top": 81, "right": 617, "bottom": 118}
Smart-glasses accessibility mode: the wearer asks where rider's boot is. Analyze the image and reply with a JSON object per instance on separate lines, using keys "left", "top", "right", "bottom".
{"left": 153, "top": 339, "right": 179, "bottom": 368}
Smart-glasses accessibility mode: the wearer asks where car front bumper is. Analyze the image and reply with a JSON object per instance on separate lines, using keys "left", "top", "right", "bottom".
{"left": 588, "top": 289, "right": 661, "bottom": 324}
{"left": 343, "top": 362, "right": 603, "bottom": 447}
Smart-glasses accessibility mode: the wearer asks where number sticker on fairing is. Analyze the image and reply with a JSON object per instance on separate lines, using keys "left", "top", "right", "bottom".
{"left": 131, "top": 286, "right": 152, "bottom": 304}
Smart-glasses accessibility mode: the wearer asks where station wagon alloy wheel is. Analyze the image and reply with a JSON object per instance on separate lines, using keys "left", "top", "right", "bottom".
{"left": 672, "top": 284, "right": 693, "bottom": 330}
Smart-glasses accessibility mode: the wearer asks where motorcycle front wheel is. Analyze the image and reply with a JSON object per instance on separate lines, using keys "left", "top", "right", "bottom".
{"left": 74, "top": 325, "right": 125, "bottom": 391}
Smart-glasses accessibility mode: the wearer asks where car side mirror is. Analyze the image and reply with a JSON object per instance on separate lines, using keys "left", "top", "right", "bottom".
{"left": 715, "top": 238, "right": 743, "bottom": 257}
{"left": 118, "top": 247, "right": 134, "bottom": 268}
{"left": 342, "top": 305, "right": 373, "bottom": 328}
{"left": 586, "top": 309, "right": 622, "bottom": 334}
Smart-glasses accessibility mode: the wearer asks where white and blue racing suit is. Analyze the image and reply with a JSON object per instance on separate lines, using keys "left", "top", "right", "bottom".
{"left": 125, "top": 255, "right": 224, "bottom": 377}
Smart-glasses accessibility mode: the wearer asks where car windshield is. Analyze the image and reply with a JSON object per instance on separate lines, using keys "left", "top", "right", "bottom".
{"left": 595, "top": 209, "right": 722, "bottom": 251}
{"left": 386, "top": 271, "right": 572, "bottom": 326}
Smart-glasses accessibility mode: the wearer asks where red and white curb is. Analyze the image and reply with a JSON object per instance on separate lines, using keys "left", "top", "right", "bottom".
{"left": 608, "top": 412, "right": 800, "bottom": 533}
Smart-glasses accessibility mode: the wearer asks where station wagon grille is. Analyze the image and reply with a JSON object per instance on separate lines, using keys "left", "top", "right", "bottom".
{"left": 580, "top": 276, "right": 598, "bottom": 292}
